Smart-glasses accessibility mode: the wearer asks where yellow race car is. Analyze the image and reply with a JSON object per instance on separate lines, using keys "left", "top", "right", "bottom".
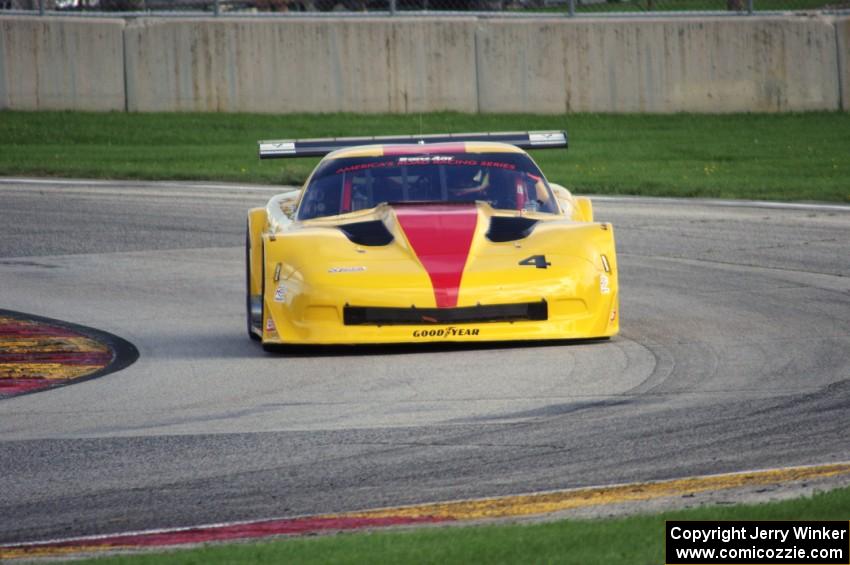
{"left": 247, "top": 131, "right": 618, "bottom": 347}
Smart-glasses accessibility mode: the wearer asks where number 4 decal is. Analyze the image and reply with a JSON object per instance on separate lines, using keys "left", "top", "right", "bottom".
{"left": 519, "top": 255, "right": 551, "bottom": 269}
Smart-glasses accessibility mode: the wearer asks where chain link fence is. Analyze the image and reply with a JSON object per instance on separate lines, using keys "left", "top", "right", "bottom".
{"left": 2, "top": 0, "right": 848, "bottom": 17}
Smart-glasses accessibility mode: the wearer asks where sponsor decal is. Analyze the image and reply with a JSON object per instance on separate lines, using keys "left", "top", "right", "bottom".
{"left": 398, "top": 155, "right": 455, "bottom": 164}
{"left": 479, "top": 160, "right": 517, "bottom": 170}
{"left": 529, "top": 131, "right": 566, "bottom": 146}
{"left": 265, "top": 317, "right": 275, "bottom": 331}
{"left": 273, "top": 286, "right": 287, "bottom": 302}
{"left": 328, "top": 266, "right": 367, "bottom": 273}
{"left": 412, "top": 327, "right": 481, "bottom": 338}
{"left": 335, "top": 158, "right": 517, "bottom": 175}
{"left": 335, "top": 161, "right": 396, "bottom": 175}
{"left": 260, "top": 141, "right": 296, "bottom": 155}
{"left": 600, "top": 274, "right": 610, "bottom": 294}
{"left": 610, "top": 309, "right": 617, "bottom": 322}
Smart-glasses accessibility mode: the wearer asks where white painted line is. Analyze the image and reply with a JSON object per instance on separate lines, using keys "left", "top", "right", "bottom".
{"left": 3, "top": 517, "right": 275, "bottom": 548}
{"left": 591, "top": 195, "right": 850, "bottom": 213}
{"left": 0, "top": 178, "right": 288, "bottom": 192}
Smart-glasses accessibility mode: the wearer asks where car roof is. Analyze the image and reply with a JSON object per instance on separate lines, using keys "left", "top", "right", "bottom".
{"left": 324, "top": 141, "right": 528, "bottom": 160}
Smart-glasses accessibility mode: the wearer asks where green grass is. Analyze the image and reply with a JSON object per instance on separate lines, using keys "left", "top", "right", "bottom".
{"left": 73, "top": 486, "right": 850, "bottom": 564}
{"left": 1, "top": 111, "right": 849, "bottom": 202}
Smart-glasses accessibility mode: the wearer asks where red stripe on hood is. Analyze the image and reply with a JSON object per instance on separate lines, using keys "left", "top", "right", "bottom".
{"left": 394, "top": 204, "right": 478, "bottom": 308}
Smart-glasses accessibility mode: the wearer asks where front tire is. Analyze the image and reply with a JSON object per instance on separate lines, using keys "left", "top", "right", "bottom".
{"left": 246, "top": 224, "right": 263, "bottom": 341}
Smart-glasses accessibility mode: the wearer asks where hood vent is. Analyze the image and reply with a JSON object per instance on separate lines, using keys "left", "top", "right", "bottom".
{"left": 338, "top": 220, "right": 394, "bottom": 246}
{"left": 486, "top": 217, "right": 539, "bottom": 242}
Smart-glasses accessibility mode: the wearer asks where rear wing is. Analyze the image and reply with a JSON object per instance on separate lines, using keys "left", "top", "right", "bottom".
{"left": 258, "top": 131, "right": 567, "bottom": 160}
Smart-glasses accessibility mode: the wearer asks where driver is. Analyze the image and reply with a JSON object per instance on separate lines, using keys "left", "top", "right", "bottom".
{"left": 448, "top": 167, "right": 491, "bottom": 201}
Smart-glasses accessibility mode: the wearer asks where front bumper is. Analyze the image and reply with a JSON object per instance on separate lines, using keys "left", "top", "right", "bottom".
{"left": 262, "top": 292, "right": 618, "bottom": 345}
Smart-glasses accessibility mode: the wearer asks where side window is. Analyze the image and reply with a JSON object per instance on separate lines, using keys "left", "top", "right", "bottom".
{"left": 485, "top": 169, "right": 516, "bottom": 210}
{"left": 350, "top": 171, "right": 373, "bottom": 211}
{"left": 300, "top": 175, "right": 342, "bottom": 219}
{"left": 525, "top": 173, "right": 557, "bottom": 213}
{"left": 370, "top": 170, "right": 405, "bottom": 206}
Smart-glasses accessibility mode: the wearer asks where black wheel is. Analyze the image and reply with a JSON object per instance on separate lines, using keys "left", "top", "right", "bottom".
{"left": 246, "top": 223, "right": 262, "bottom": 341}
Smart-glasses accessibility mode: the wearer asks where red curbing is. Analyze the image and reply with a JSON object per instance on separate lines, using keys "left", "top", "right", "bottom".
{"left": 0, "top": 323, "right": 82, "bottom": 338}
{"left": 0, "top": 311, "right": 136, "bottom": 399}
{"left": 0, "top": 351, "right": 112, "bottom": 364}
{"left": 0, "top": 378, "right": 49, "bottom": 394}
{"left": 4, "top": 462, "right": 850, "bottom": 560}
{"left": 3, "top": 515, "right": 453, "bottom": 558}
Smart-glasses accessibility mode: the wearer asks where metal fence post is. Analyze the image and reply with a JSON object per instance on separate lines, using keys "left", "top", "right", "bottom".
{"left": 389, "top": 0, "right": 396, "bottom": 15}
{"left": 39, "top": 0, "right": 45, "bottom": 15}
{"left": 568, "top": 0, "right": 575, "bottom": 17}
{"left": 746, "top": 0, "right": 753, "bottom": 14}
{"left": 214, "top": 0, "right": 220, "bottom": 16}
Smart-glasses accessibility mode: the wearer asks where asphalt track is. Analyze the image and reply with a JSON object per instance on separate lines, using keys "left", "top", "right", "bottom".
{"left": 0, "top": 178, "right": 848, "bottom": 545}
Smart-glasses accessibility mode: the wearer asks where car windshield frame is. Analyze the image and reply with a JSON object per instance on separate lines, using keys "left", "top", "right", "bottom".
{"left": 296, "top": 151, "right": 560, "bottom": 221}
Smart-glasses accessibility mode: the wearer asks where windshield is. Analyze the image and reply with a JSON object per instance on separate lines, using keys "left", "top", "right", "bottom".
{"left": 297, "top": 152, "right": 559, "bottom": 220}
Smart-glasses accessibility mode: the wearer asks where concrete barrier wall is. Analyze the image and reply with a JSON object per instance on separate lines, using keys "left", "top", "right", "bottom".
{"left": 571, "top": 16, "right": 838, "bottom": 113}
{"left": 0, "top": 16, "right": 125, "bottom": 111}
{"left": 124, "top": 18, "right": 478, "bottom": 113}
{"left": 838, "top": 16, "right": 849, "bottom": 112}
{"left": 476, "top": 16, "right": 839, "bottom": 113}
{"left": 0, "top": 15, "right": 846, "bottom": 113}
{"left": 475, "top": 19, "right": 569, "bottom": 114}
